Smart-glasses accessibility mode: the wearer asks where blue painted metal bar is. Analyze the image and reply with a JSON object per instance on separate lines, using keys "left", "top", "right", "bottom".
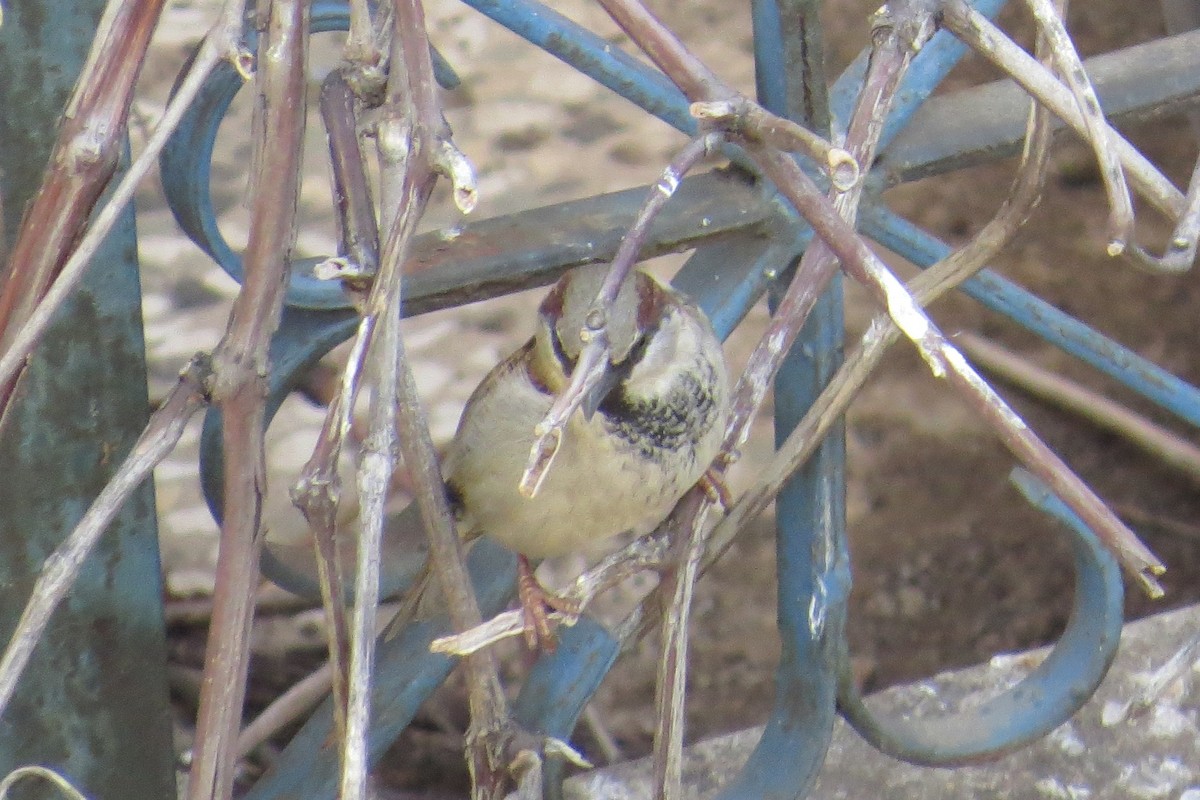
{"left": 243, "top": 540, "right": 517, "bottom": 800}
{"left": 716, "top": 270, "right": 850, "bottom": 800}
{"left": 712, "top": 3, "right": 848, "bottom": 797}
{"left": 828, "top": 0, "right": 1008, "bottom": 146}
{"left": 159, "top": 0, "right": 458, "bottom": 311}
{"left": 456, "top": 0, "right": 694, "bottom": 135}
{"left": 0, "top": 2, "right": 175, "bottom": 797}
{"left": 837, "top": 468, "right": 1123, "bottom": 764}
{"left": 863, "top": 206, "right": 1200, "bottom": 431}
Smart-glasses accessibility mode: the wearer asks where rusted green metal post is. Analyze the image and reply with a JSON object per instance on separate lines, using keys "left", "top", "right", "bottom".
{"left": 0, "top": 2, "right": 176, "bottom": 799}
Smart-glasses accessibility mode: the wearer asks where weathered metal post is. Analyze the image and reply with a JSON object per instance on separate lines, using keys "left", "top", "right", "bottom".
{"left": 0, "top": 2, "right": 177, "bottom": 798}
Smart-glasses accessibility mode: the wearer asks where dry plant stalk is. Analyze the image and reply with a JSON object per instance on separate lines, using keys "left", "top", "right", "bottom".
{"left": 0, "top": 0, "right": 165, "bottom": 412}
{"left": 709, "top": 6, "right": 1061, "bottom": 572}
{"left": 284, "top": 0, "right": 506, "bottom": 796}
{"left": 186, "top": 3, "right": 309, "bottom": 800}
{"left": 0, "top": 358, "right": 212, "bottom": 719}
{"left": 0, "top": 0, "right": 252, "bottom": 413}
{"left": 0, "top": 10, "right": 258, "bottom": 733}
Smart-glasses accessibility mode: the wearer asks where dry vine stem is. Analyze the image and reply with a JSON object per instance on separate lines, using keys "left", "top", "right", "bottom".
{"left": 1022, "top": 0, "right": 1132, "bottom": 254}
{"left": 710, "top": 25, "right": 1060, "bottom": 571}
{"left": 290, "top": 68, "right": 383, "bottom": 746}
{"left": 580, "top": 0, "right": 940, "bottom": 794}
{"left": 0, "top": 0, "right": 166, "bottom": 410}
{"left": 281, "top": 0, "right": 508, "bottom": 796}
{"left": 186, "top": 4, "right": 308, "bottom": 800}
{"left": 939, "top": 0, "right": 1187, "bottom": 229}
{"left": 0, "top": 0, "right": 251, "bottom": 412}
{"left": 0, "top": 358, "right": 212, "bottom": 720}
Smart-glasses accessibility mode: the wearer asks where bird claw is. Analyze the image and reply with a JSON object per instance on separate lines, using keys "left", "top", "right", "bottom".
{"left": 517, "top": 556, "right": 580, "bottom": 652}
{"left": 698, "top": 466, "right": 733, "bottom": 512}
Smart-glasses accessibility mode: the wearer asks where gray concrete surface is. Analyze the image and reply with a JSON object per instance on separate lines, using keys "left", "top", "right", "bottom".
{"left": 564, "top": 604, "right": 1200, "bottom": 800}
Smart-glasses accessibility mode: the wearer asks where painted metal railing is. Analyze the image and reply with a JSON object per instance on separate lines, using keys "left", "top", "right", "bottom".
{"left": 3, "top": 0, "right": 1186, "bottom": 796}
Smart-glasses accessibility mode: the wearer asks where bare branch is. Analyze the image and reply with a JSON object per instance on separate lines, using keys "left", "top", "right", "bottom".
{"left": 1022, "top": 0, "right": 1133, "bottom": 253}
{"left": 691, "top": 98, "right": 858, "bottom": 190}
{"left": 292, "top": 68, "right": 386, "bottom": 745}
{"left": 708, "top": 31, "right": 1053, "bottom": 563}
{"left": 594, "top": 0, "right": 731, "bottom": 102}
{"left": 237, "top": 662, "right": 332, "bottom": 758}
{"left": 0, "top": 0, "right": 248, "bottom": 424}
{"left": 432, "top": 534, "right": 671, "bottom": 655}
{"left": 1127, "top": 155, "right": 1200, "bottom": 272}
{"left": 0, "top": 0, "right": 168, "bottom": 410}
{"left": 0, "top": 358, "right": 210, "bottom": 719}
{"left": 941, "top": 0, "right": 1185, "bottom": 226}
{"left": 187, "top": 2, "right": 308, "bottom": 798}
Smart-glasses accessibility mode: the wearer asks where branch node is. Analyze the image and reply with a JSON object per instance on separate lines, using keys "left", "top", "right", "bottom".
{"left": 435, "top": 138, "right": 478, "bottom": 214}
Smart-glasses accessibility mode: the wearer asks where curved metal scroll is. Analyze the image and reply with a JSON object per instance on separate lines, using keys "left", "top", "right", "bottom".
{"left": 836, "top": 468, "right": 1124, "bottom": 765}
{"left": 158, "top": 0, "right": 458, "bottom": 310}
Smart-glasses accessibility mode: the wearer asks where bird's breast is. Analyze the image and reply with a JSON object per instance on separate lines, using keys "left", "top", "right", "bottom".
{"left": 445, "top": 342, "right": 723, "bottom": 559}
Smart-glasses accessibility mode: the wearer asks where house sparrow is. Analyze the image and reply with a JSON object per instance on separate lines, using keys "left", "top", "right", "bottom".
{"left": 262, "top": 264, "right": 729, "bottom": 647}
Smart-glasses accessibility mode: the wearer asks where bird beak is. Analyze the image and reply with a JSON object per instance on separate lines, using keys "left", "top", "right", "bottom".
{"left": 580, "top": 360, "right": 620, "bottom": 420}
{"left": 551, "top": 338, "right": 612, "bottom": 424}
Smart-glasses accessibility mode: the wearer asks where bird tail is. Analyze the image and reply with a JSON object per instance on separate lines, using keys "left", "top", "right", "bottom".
{"left": 380, "top": 559, "right": 435, "bottom": 641}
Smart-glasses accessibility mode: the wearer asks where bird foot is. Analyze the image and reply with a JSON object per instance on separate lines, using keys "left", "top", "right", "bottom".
{"left": 698, "top": 465, "right": 733, "bottom": 512}
{"left": 517, "top": 556, "right": 580, "bottom": 652}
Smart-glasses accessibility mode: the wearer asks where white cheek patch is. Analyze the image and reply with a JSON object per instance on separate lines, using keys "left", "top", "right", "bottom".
{"left": 625, "top": 312, "right": 693, "bottom": 397}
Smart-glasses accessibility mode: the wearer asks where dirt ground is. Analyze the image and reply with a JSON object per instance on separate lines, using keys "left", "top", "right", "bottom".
{"left": 134, "top": 0, "right": 1200, "bottom": 794}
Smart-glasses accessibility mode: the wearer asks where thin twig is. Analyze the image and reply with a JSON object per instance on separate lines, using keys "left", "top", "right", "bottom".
{"left": 0, "top": 0, "right": 250, "bottom": 411}
{"left": 431, "top": 534, "right": 671, "bottom": 655}
{"left": 323, "top": 0, "right": 506, "bottom": 796}
{"left": 690, "top": 98, "right": 858, "bottom": 190}
{"left": 237, "top": 661, "right": 333, "bottom": 758}
{"left": 1023, "top": 0, "right": 1133, "bottom": 254}
{"left": 744, "top": 110, "right": 1165, "bottom": 596}
{"left": 704, "top": 0, "right": 1058, "bottom": 555}
{"left": 957, "top": 333, "right": 1200, "bottom": 484}
{"left": 0, "top": 0, "right": 170, "bottom": 411}
{"left": 187, "top": 3, "right": 308, "bottom": 799}
{"left": 940, "top": 0, "right": 1186, "bottom": 226}
{"left": 321, "top": 70, "right": 381, "bottom": 279}
{"left": 292, "top": 67, "right": 385, "bottom": 746}
{"left": 0, "top": 358, "right": 211, "bottom": 719}
{"left": 594, "top": 0, "right": 731, "bottom": 103}
{"left": 1127, "top": 155, "right": 1200, "bottom": 272}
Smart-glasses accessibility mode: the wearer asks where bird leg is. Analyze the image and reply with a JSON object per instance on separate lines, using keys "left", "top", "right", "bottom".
{"left": 516, "top": 555, "right": 580, "bottom": 651}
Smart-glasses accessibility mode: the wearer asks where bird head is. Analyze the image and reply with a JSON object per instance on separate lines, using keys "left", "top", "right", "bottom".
{"left": 532, "top": 265, "right": 650, "bottom": 419}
